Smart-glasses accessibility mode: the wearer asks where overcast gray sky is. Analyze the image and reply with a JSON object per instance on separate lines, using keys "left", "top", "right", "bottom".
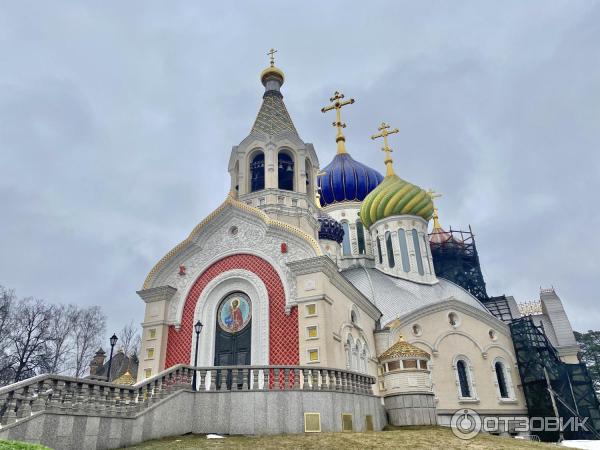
{"left": 1, "top": 1, "right": 599, "bottom": 341}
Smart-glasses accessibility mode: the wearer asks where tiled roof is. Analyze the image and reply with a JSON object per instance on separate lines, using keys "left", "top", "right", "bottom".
{"left": 379, "top": 336, "right": 430, "bottom": 360}
{"left": 251, "top": 92, "right": 298, "bottom": 137}
{"left": 341, "top": 267, "right": 489, "bottom": 326}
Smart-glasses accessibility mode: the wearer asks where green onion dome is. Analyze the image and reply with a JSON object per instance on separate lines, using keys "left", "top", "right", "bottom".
{"left": 359, "top": 168, "right": 434, "bottom": 228}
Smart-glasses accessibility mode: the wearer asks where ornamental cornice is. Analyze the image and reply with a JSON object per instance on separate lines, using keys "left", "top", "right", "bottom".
{"left": 136, "top": 285, "right": 177, "bottom": 304}
{"left": 288, "top": 256, "right": 381, "bottom": 321}
{"left": 142, "top": 193, "right": 322, "bottom": 289}
{"left": 390, "top": 298, "right": 510, "bottom": 337}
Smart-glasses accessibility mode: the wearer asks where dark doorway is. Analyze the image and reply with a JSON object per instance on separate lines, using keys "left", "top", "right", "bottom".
{"left": 214, "top": 292, "right": 252, "bottom": 389}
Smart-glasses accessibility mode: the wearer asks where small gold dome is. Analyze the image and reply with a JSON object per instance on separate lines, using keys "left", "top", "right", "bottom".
{"left": 260, "top": 65, "right": 285, "bottom": 86}
{"left": 378, "top": 335, "right": 430, "bottom": 361}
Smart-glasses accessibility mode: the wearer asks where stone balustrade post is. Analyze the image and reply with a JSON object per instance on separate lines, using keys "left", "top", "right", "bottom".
{"left": 241, "top": 369, "right": 249, "bottom": 390}
{"left": 3, "top": 394, "right": 18, "bottom": 424}
{"left": 302, "top": 369, "right": 310, "bottom": 390}
{"left": 199, "top": 369, "right": 207, "bottom": 392}
{"left": 292, "top": 368, "right": 300, "bottom": 389}
{"left": 231, "top": 368, "right": 238, "bottom": 391}
{"left": 252, "top": 369, "right": 259, "bottom": 390}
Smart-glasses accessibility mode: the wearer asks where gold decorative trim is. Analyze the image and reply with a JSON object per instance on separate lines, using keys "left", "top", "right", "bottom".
{"left": 142, "top": 192, "right": 322, "bottom": 289}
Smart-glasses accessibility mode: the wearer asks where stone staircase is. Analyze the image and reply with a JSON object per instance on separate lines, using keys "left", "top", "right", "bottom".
{"left": 0, "top": 365, "right": 383, "bottom": 449}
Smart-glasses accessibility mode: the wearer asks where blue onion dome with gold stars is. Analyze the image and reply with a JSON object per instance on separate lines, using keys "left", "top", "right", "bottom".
{"left": 317, "top": 211, "right": 344, "bottom": 243}
{"left": 318, "top": 91, "right": 384, "bottom": 207}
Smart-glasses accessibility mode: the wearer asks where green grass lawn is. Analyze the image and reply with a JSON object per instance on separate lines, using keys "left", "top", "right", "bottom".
{"left": 0, "top": 441, "right": 50, "bottom": 450}
{"left": 124, "top": 426, "right": 559, "bottom": 449}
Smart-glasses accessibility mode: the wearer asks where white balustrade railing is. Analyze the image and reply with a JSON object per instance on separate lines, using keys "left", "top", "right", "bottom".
{"left": 0, "top": 365, "right": 375, "bottom": 426}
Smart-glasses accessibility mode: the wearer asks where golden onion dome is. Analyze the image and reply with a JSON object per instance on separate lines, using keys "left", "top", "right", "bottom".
{"left": 260, "top": 65, "right": 285, "bottom": 86}
{"left": 378, "top": 335, "right": 430, "bottom": 361}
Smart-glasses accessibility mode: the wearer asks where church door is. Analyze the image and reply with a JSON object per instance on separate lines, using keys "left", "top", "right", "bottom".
{"left": 214, "top": 292, "right": 252, "bottom": 389}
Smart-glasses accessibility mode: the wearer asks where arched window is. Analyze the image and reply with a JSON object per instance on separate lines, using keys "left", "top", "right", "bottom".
{"left": 495, "top": 361, "right": 510, "bottom": 399}
{"left": 250, "top": 152, "right": 265, "bottom": 192}
{"left": 356, "top": 221, "right": 366, "bottom": 254}
{"left": 412, "top": 229, "right": 425, "bottom": 275}
{"left": 376, "top": 236, "right": 383, "bottom": 264}
{"left": 345, "top": 336, "right": 353, "bottom": 369}
{"left": 398, "top": 228, "right": 410, "bottom": 273}
{"left": 456, "top": 360, "right": 472, "bottom": 398}
{"left": 341, "top": 222, "right": 351, "bottom": 256}
{"left": 305, "top": 158, "right": 313, "bottom": 194}
{"left": 385, "top": 231, "right": 395, "bottom": 268}
{"left": 278, "top": 152, "right": 294, "bottom": 191}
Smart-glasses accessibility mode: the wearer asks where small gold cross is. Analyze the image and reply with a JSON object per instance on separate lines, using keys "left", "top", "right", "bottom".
{"left": 371, "top": 122, "right": 399, "bottom": 176}
{"left": 321, "top": 91, "right": 355, "bottom": 154}
{"left": 267, "top": 48, "right": 277, "bottom": 67}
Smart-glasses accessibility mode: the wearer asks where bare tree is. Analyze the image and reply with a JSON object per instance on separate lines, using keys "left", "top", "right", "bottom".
{"left": 72, "top": 306, "right": 106, "bottom": 378}
{"left": 43, "top": 304, "right": 78, "bottom": 374}
{"left": 118, "top": 320, "right": 141, "bottom": 357}
{"left": 5, "top": 297, "right": 54, "bottom": 383}
{"left": 0, "top": 286, "right": 15, "bottom": 383}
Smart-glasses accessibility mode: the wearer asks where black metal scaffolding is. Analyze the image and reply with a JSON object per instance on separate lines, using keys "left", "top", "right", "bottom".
{"left": 510, "top": 316, "right": 600, "bottom": 441}
{"left": 429, "top": 225, "right": 489, "bottom": 302}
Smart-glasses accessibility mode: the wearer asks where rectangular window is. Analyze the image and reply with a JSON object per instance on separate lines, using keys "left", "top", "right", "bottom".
{"left": 148, "top": 328, "right": 157, "bottom": 339}
{"left": 146, "top": 348, "right": 155, "bottom": 359}
{"left": 342, "top": 222, "right": 351, "bottom": 255}
{"left": 403, "top": 359, "right": 418, "bottom": 369}
{"left": 308, "top": 349, "right": 319, "bottom": 362}
{"left": 412, "top": 229, "right": 425, "bottom": 275}
{"left": 419, "top": 360, "right": 428, "bottom": 370}
{"left": 387, "top": 361, "right": 400, "bottom": 371}
{"left": 398, "top": 228, "right": 411, "bottom": 273}
{"left": 306, "top": 304, "right": 317, "bottom": 316}
{"left": 365, "top": 415, "right": 374, "bottom": 432}
{"left": 144, "top": 368, "right": 152, "bottom": 379}
{"left": 307, "top": 326, "right": 318, "bottom": 339}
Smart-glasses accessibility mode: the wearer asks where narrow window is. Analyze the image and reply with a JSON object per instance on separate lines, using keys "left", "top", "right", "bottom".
{"left": 457, "top": 360, "right": 471, "bottom": 397}
{"left": 398, "top": 228, "right": 410, "bottom": 272}
{"left": 148, "top": 328, "right": 157, "bottom": 339}
{"left": 146, "top": 348, "right": 154, "bottom": 359}
{"left": 308, "top": 349, "right": 319, "bottom": 362}
{"left": 412, "top": 229, "right": 425, "bottom": 275}
{"left": 385, "top": 231, "right": 395, "bottom": 268}
{"left": 144, "top": 368, "right": 152, "bottom": 379}
{"left": 376, "top": 237, "right": 383, "bottom": 264}
{"left": 306, "top": 304, "right": 317, "bottom": 316}
{"left": 278, "top": 152, "right": 294, "bottom": 191}
{"left": 422, "top": 235, "right": 433, "bottom": 274}
{"left": 342, "top": 222, "right": 351, "bottom": 255}
{"left": 307, "top": 326, "right": 318, "bottom": 339}
{"left": 356, "top": 221, "right": 366, "bottom": 254}
{"left": 250, "top": 152, "right": 265, "bottom": 192}
{"left": 495, "top": 362, "right": 509, "bottom": 399}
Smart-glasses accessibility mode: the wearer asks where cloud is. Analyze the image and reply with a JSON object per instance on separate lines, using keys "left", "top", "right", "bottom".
{"left": 0, "top": 1, "right": 598, "bottom": 338}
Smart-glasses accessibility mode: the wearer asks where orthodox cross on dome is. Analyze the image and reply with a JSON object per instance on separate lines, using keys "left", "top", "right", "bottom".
{"left": 427, "top": 189, "right": 443, "bottom": 229}
{"left": 321, "top": 91, "right": 355, "bottom": 154}
{"left": 371, "top": 122, "right": 399, "bottom": 177}
{"left": 267, "top": 48, "right": 277, "bottom": 67}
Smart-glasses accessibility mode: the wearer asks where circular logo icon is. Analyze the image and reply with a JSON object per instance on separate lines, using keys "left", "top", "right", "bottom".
{"left": 450, "top": 408, "right": 481, "bottom": 440}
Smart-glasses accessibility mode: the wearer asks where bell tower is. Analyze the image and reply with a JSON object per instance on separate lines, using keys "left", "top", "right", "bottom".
{"left": 228, "top": 50, "right": 320, "bottom": 238}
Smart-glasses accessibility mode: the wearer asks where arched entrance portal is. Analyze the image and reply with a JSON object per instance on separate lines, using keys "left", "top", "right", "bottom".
{"left": 214, "top": 292, "right": 252, "bottom": 388}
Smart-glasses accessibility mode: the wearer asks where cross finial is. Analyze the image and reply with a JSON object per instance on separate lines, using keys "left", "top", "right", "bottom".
{"left": 371, "top": 122, "right": 399, "bottom": 176}
{"left": 427, "top": 190, "right": 443, "bottom": 228}
{"left": 321, "top": 91, "right": 355, "bottom": 154}
{"left": 267, "top": 48, "right": 277, "bottom": 67}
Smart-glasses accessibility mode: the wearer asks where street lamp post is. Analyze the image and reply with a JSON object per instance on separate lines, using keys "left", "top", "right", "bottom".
{"left": 106, "top": 333, "right": 118, "bottom": 382}
{"left": 192, "top": 320, "right": 203, "bottom": 391}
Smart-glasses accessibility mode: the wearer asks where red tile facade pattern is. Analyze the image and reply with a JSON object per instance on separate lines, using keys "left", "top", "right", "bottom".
{"left": 165, "top": 254, "right": 299, "bottom": 368}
